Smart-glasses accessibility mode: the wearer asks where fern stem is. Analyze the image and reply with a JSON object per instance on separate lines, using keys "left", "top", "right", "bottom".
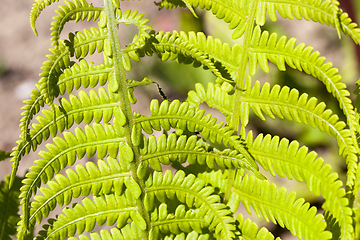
{"left": 103, "top": 0, "right": 150, "bottom": 237}
{"left": 226, "top": 1, "right": 259, "bottom": 203}
{"left": 230, "top": 1, "right": 258, "bottom": 131}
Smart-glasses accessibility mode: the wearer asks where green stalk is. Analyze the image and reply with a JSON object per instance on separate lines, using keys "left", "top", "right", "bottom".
{"left": 103, "top": 0, "right": 150, "bottom": 238}
{"left": 225, "top": 1, "right": 259, "bottom": 203}
{"left": 229, "top": 1, "right": 258, "bottom": 132}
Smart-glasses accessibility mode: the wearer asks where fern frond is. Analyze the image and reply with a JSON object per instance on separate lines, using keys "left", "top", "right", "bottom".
{"left": 69, "top": 27, "right": 107, "bottom": 59}
{"left": 10, "top": 86, "right": 116, "bottom": 187}
{"left": 138, "top": 31, "right": 227, "bottom": 81}
{"left": 197, "top": 170, "right": 229, "bottom": 196}
{"left": 150, "top": 203, "right": 207, "bottom": 238}
{"left": 30, "top": 0, "right": 60, "bottom": 36}
{"left": 245, "top": 131, "right": 353, "bottom": 239}
{"left": 134, "top": 99, "right": 263, "bottom": 179}
{"left": 41, "top": 194, "right": 140, "bottom": 239}
{"left": 260, "top": 0, "right": 360, "bottom": 44}
{"left": 50, "top": 0, "right": 103, "bottom": 46}
{"left": 236, "top": 213, "right": 279, "bottom": 240}
{"left": 18, "top": 122, "right": 126, "bottom": 234}
{"left": 249, "top": 26, "right": 356, "bottom": 129}
{"left": 39, "top": 27, "right": 107, "bottom": 104}
{"left": 138, "top": 133, "right": 253, "bottom": 178}
{"left": 0, "top": 176, "right": 21, "bottom": 240}
{"left": 145, "top": 170, "right": 236, "bottom": 239}
{"left": 188, "top": 77, "right": 358, "bottom": 188}
{"left": 67, "top": 225, "right": 144, "bottom": 240}
{"left": 28, "top": 157, "right": 129, "bottom": 228}
{"left": 154, "top": 0, "right": 186, "bottom": 10}
{"left": 174, "top": 0, "right": 248, "bottom": 39}
{"left": 248, "top": 25, "right": 360, "bottom": 189}
{"left": 115, "top": 9, "right": 152, "bottom": 53}
{"left": 58, "top": 59, "right": 111, "bottom": 94}
{"left": 228, "top": 175, "right": 332, "bottom": 240}
{"left": 9, "top": 87, "right": 44, "bottom": 187}
{"left": 187, "top": 82, "right": 235, "bottom": 118}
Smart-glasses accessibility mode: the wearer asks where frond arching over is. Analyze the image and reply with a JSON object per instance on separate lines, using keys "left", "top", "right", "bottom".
{"left": 187, "top": 78, "right": 358, "bottom": 189}
{"left": 228, "top": 175, "right": 332, "bottom": 240}
{"left": 245, "top": 131, "right": 353, "bottom": 239}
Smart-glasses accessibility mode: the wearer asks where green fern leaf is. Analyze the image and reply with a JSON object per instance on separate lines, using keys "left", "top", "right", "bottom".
{"left": 18, "top": 122, "right": 125, "bottom": 233}
{"left": 260, "top": 0, "right": 360, "bottom": 44}
{"left": 139, "top": 133, "right": 253, "bottom": 176}
{"left": 75, "top": 225, "right": 143, "bottom": 240}
{"left": 146, "top": 170, "right": 236, "bottom": 239}
{"left": 0, "top": 176, "right": 22, "bottom": 240}
{"left": 135, "top": 99, "right": 263, "bottom": 179}
{"left": 58, "top": 59, "right": 111, "bottom": 94}
{"left": 50, "top": 0, "right": 103, "bottom": 46}
{"left": 248, "top": 25, "right": 359, "bottom": 188}
{"left": 187, "top": 82, "right": 235, "bottom": 119}
{"left": 115, "top": 9, "right": 152, "bottom": 52}
{"left": 10, "top": 87, "right": 117, "bottom": 188}
{"left": 42, "top": 194, "right": 137, "bottom": 239}
{"left": 39, "top": 27, "right": 107, "bottom": 104}
{"left": 30, "top": 0, "right": 60, "bottom": 36}
{"left": 229, "top": 174, "right": 332, "bottom": 240}
{"left": 28, "top": 157, "right": 129, "bottom": 227}
{"left": 150, "top": 203, "right": 207, "bottom": 237}
{"left": 245, "top": 131, "right": 353, "bottom": 239}
{"left": 236, "top": 213, "right": 279, "bottom": 240}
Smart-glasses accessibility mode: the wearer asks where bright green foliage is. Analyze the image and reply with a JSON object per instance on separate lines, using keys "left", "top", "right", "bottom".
{"left": 2, "top": 0, "right": 360, "bottom": 239}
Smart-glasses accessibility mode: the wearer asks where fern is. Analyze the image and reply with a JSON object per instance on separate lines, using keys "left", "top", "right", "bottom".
{"left": 3, "top": 0, "right": 360, "bottom": 239}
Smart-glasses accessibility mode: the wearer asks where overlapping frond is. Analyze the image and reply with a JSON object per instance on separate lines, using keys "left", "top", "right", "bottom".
{"left": 145, "top": 170, "right": 235, "bottom": 239}
{"left": 138, "top": 133, "right": 253, "bottom": 179}
{"left": 39, "top": 27, "right": 107, "bottom": 104}
{"left": 248, "top": 26, "right": 359, "bottom": 189}
{"left": 167, "top": 0, "right": 360, "bottom": 43}
{"left": 68, "top": 229, "right": 209, "bottom": 240}
{"left": 50, "top": 0, "right": 103, "bottom": 46}
{"left": 9, "top": 87, "right": 44, "bottom": 187}
{"left": 137, "top": 31, "right": 227, "bottom": 81}
{"left": 245, "top": 131, "right": 353, "bottom": 239}
{"left": 133, "top": 99, "right": 263, "bottom": 179}
{"left": 228, "top": 175, "right": 332, "bottom": 240}
{"left": 187, "top": 82, "right": 235, "bottom": 118}
{"left": 187, "top": 78, "right": 358, "bottom": 187}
